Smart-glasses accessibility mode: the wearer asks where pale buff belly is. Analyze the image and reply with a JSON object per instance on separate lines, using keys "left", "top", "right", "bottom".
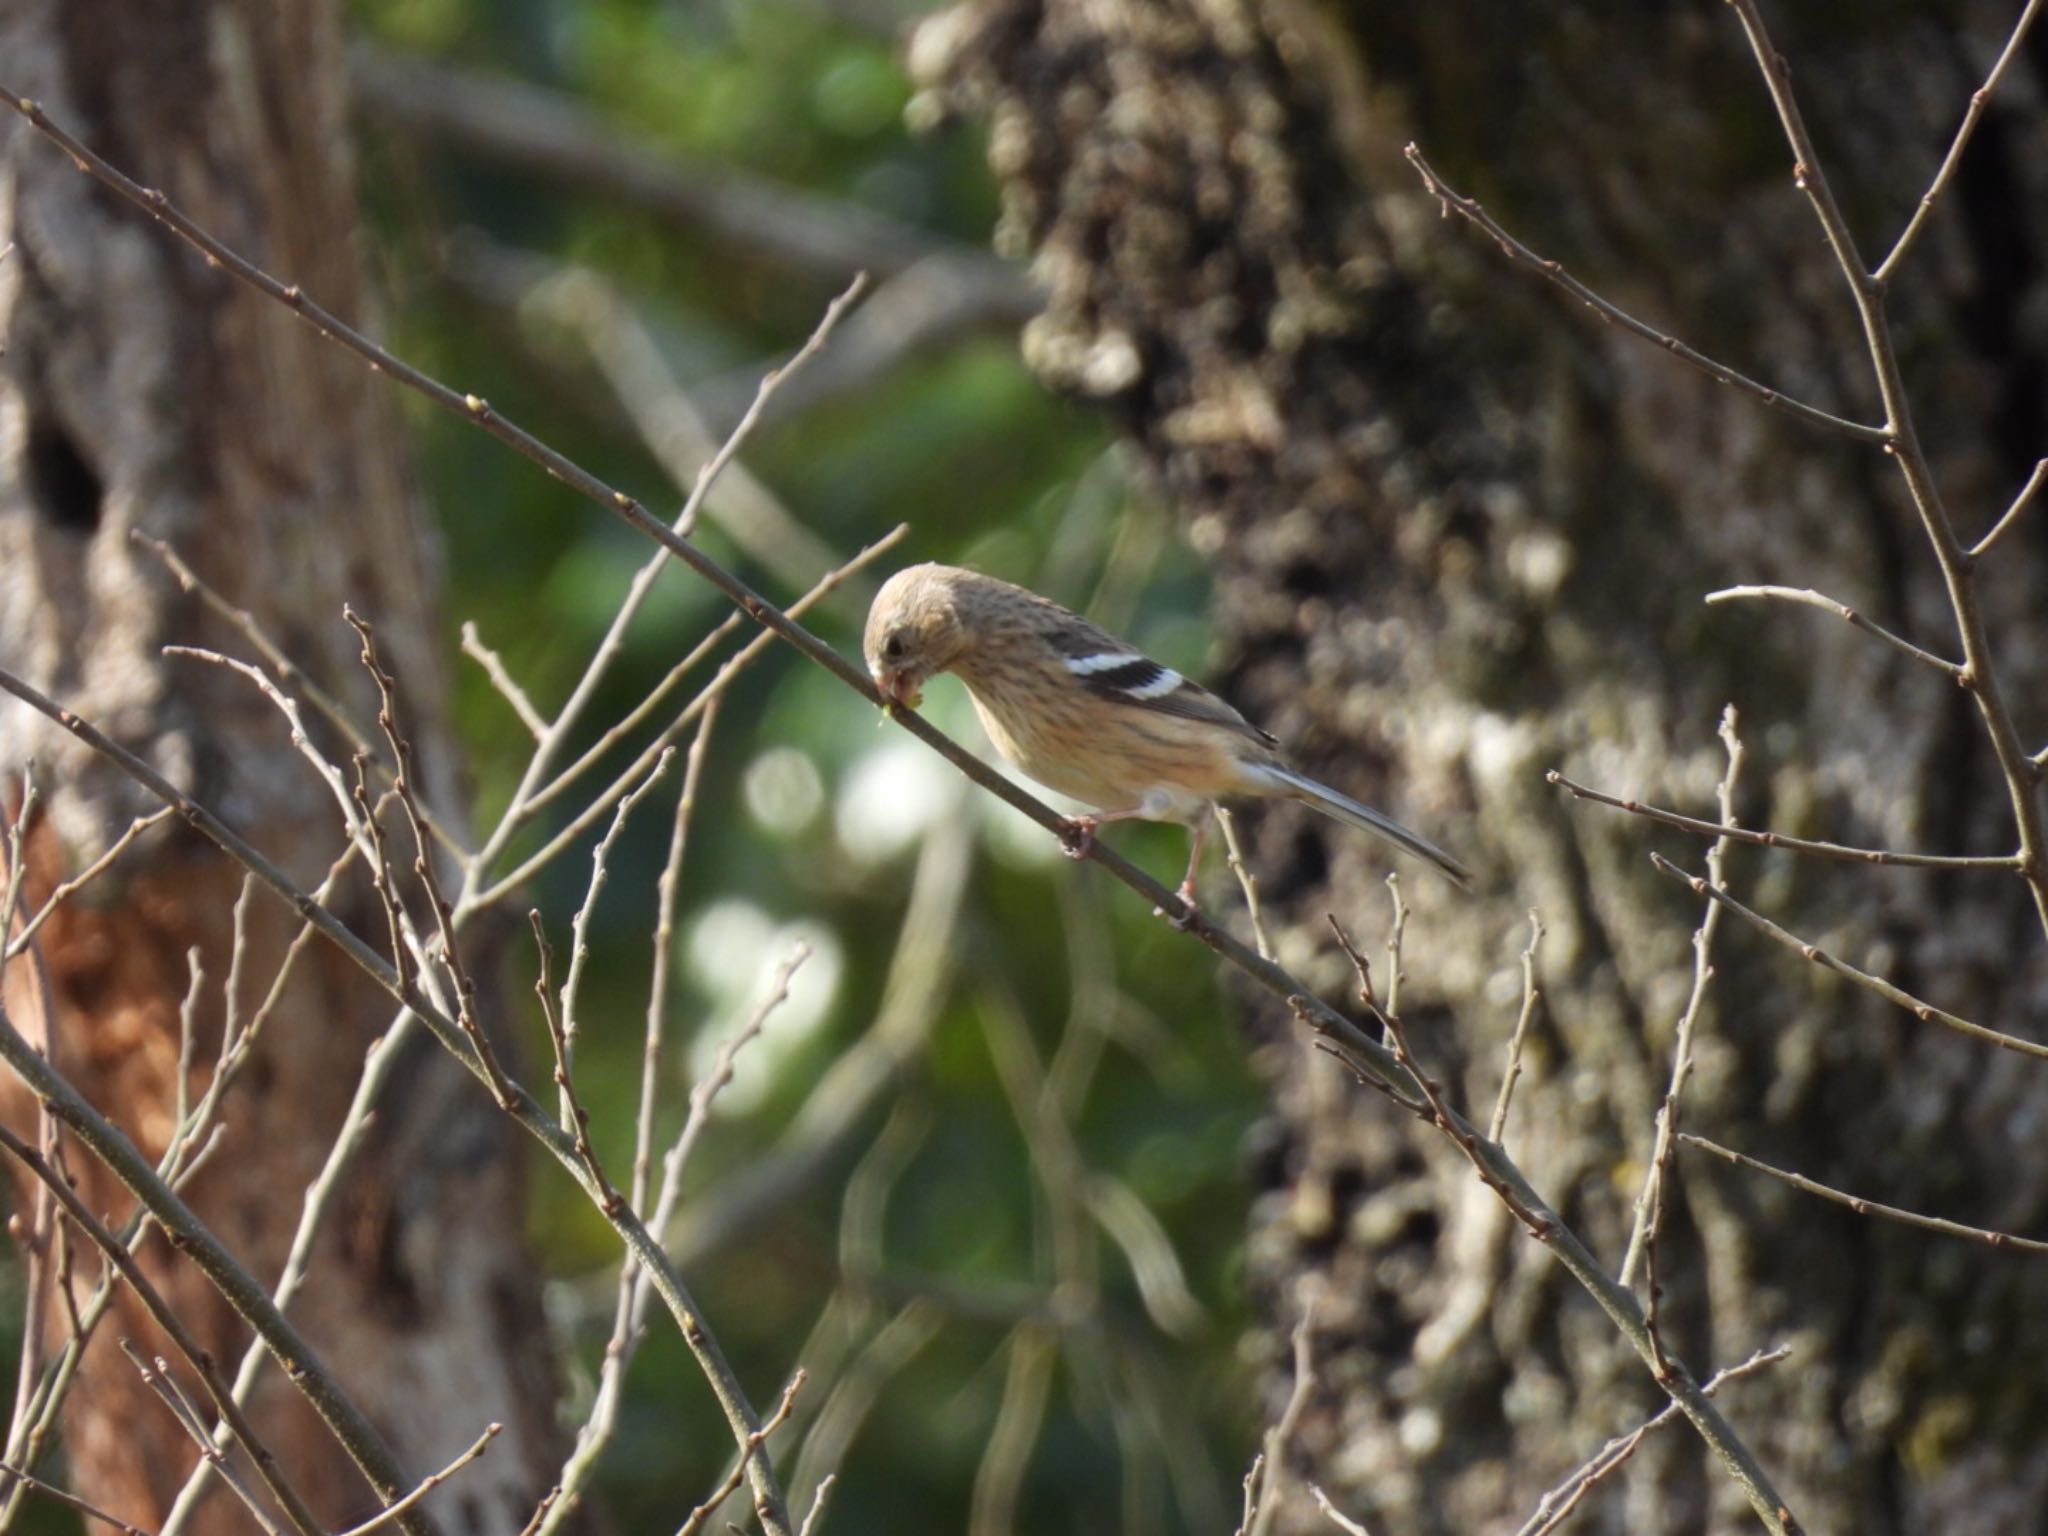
{"left": 964, "top": 684, "right": 1217, "bottom": 823}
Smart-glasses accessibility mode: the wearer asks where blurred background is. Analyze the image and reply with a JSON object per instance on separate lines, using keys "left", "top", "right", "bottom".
{"left": 352, "top": 0, "right": 1265, "bottom": 1531}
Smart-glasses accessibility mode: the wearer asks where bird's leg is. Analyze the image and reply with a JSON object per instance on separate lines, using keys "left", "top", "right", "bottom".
{"left": 1057, "top": 806, "right": 1151, "bottom": 860}
{"left": 1160, "top": 816, "right": 1208, "bottom": 930}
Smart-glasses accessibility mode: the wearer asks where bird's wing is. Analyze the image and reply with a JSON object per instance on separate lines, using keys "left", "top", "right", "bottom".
{"left": 1047, "top": 631, "right": 1278, "bottom": 749}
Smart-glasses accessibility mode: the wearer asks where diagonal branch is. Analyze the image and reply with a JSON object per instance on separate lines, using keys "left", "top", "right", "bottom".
{"left": 1703, "top": 584, "right": 1962, "bottom": 677}
{"left": 1401, "top": 144, "right": 1886, "bottom": 443}
{"left": 1650, "top": 851, "right": 2048, "bottom": 1061}
{"left": 1549, "top": 770, "right": 2021, "bottom": 871}
{"left": 1872, "top": 0, "right": 2045, "bottom": 282}
{"left": 1683, "top": 1135, "right": 2048, "bottom": 1254}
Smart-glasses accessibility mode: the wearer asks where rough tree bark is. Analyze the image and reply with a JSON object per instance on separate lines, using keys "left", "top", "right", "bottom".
{"left": 0, "top": 2, "right": 561, "bottom": 1530}
{"left": 916, "top": 2, "right": 2048, "bottom": 1531}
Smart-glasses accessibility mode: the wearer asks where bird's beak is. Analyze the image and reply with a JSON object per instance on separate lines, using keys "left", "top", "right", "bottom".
{"left": 873, "top": 667, "right": 923, "bottom": 710}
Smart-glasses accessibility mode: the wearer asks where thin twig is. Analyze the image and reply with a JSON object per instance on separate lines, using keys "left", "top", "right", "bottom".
{"left": 532, "top": 706, "right": 719, "bottom": 1536}
{"left": 136, "top": 533, "right": 465, "bottom": 857}
{"left": 1329, "top": 915, "right": 1553, "bottom": 1240}
{"left": 1649, "top": 850, "right": 2048, "bottom": 1061}
{"left": 668, "top": 947, "right": 811, "bottom": 1185}
{"left": 1622, "top": 709, "right": 1744, "bottom": 1374}
{"left": 1704, "top": 584, "right": 1962, "bottom": 677}
{"left": 1971, "top": 457, "right": 2048, "bottom": 559}
{"left": 1872, "top": 0, "right": 2045, "bottom": 282}
{"left": 1682, "top": 1135, "right": 2048, "bottom": 1253}
{"left": 1401, "top": 143, "right": 1886, "bottom": 443}
{"left": 6, "top": 807, "right": 177, "bottom": 958}
{"left": 473, "top": 525, "right": 905, "bottom": 906}
{"left": 348, "top": 610, "right": 519, "bottom": 1110}
{"left": 673, "top": 1371, "right": 806, "bottom": 1536}
{"left": 159, "top": 996, "right": 429, "bottom": 1536}
{"left": 462, "top": 279, "right": 869, "bottom": 890}
{"left": 118, "top": 1347, "right": 283, "bottom": 1536}
{"left": 1488, "top": 911, "right": 1545, "bottom": 1142}
{"left": 1214, "top": 806, "right": 1273, "bottom": 959}
{"left": 1514, "top": 1345, "right": 1790, "bottom": 1536}
{"left": 459, "top": 622, "right": 547, "bottom": 740}
{"left": 336, "top": 1425, "right": 502, "bottom": 1536}
{"left": 555, "top": 748, "right": 675, "bottom": 1128}
{"left": 532, "top": 912, "right": 619, "bottom": 1212}
{"left": 0, "top": 1461, "right": 153, "bottom": 1536}
{"left": 1549, "top": 770, "right": 2021, "bottom": 870}
{"left": 797, "top": 1473, "right": 836, "bottom": 1536}
{"left": 1246, "top": 1294, "right": 1319, "bottom": 1536}
{"left": 1309, "top": 1486, "right": 1374, "bottom": 1536}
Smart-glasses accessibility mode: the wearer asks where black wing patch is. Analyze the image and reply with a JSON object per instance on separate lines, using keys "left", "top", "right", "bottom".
{"left": 1062, "top": 649, "right": 1277, "bottom": 747}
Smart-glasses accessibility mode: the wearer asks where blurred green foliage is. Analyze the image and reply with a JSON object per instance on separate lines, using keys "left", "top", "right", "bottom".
{"left": 348, "top": 1, "right": 1266, "bottom": 1531}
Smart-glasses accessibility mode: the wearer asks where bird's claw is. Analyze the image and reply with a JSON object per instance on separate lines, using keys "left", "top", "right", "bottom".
{"left": 1058, "top": 817, "right": 1099, "bottom": 859}
{"left": 1156, "top": 884, "right": 1202, "bottom": 931}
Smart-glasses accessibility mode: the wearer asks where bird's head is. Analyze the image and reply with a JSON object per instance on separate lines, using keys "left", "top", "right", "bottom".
{"left": 864, "top": 563, "right": 972, "bottom": 709}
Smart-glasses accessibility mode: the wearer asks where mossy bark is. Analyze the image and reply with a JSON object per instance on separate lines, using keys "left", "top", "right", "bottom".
{"left": 917, "top": 3, "right": 2048, "bottom": 1530}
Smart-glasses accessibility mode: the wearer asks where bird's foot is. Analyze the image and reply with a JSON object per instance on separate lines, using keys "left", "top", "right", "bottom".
{"left": 1058, "top": 816, "right": 1099, "bottom": 859}
{"left": 1155, "top": 881, "right": 1202, "bottom": 931}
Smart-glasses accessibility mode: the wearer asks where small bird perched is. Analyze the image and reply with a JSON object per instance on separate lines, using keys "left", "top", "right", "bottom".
{"left": 863, "top": 563, "right": 1473, "bottom": 901}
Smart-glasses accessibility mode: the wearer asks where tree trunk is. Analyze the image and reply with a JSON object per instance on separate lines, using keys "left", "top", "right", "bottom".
{"left": 0, "top": 2, "right": 561, "bottom": 1529}
{"left": 916, "top": 2, "right": 2048, "bottom": 1531}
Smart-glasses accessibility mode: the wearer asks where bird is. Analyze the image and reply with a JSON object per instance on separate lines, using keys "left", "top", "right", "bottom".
{"left": 862, "top": 563, "right": 1473, "bottom": 904}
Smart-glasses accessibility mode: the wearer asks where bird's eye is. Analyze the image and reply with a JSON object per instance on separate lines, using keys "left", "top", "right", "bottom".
{"left": 883, "top": 632, "right": 906, "bottom": 660}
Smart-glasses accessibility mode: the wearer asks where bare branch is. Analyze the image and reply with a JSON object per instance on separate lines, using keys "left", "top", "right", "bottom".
{"left": 6, "top": 807, "right": 176, "bottom": 959}
{"left": 118, "top": 1344, "right": 284, "bottom": 1536}
{"left": 797, "top": 1473, "right": 836, "bottom": 1536}
{"left": 1704, "top": 584, "right": 1962, "bottom": 677}
{"left": 1971, "top": 456, "right": 2048, "bottom": 559}
{"left": 1488, "top": 910, "right": 1544, "bottom": 1142}
{"left": 1514, "top": 1345, "right": 1790, "bottom": 1536}
{"left": 1622, "top": 707, "right": 1744, "bottom": 1321}
{"left": 532, "top": 912, "right": 620, "bottom": 1212}
{"left": 1650, "top": 850, "right": 2048, "bottom": 1061}
{"left": 348, "top": 610, "right": 519, "bottom": 1110}
{"left": 513, "top": 523, "right": 904, "bottom": 833}
{"left": 0, "top": 1461, "right": 154, "bottom": 1536}
{"left": 459, "top": 622, "right": 547, "bottom": 740}
{"left": 1309, "top": 1486, "right": 1374, "bottom": 1536}
{"left": 1550, "top": 770, "right": 2022, "bottom": 870}
{"left": 674, "top": 1371, "right": 806, "bottom": 1536}
{"left": 1401, "top": 143, "right": 1886, "bottom": 443}
{"left": 1873, "top": 0, "right": 2045, "bottom": 282}
{"left": 1245, "top": 1295, "right": 1320, "bottom": 1536}
{"left": 137, "top": 534, "right": 465, "bottom": 857}
{"left": 337, "top": 1424, "right": 502, "bottom": 1536}
{"left": 0, "top": 668, "right": 792, "bottom": 1536}
{"left": 1214, "top": 806, "right": 1272, "bottom": 959}
{"left": 1683, "top": 1135, "right": 2048, "bottom": 1254}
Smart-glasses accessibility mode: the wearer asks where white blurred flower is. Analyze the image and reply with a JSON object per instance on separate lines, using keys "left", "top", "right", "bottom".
{"left": 836, "top": 741, "right": 956, "bottom": 863}
{"left": 743, "top": 746, "right": 824, "bottom": 836}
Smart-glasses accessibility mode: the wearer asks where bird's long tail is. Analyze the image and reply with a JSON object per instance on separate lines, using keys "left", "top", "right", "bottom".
{"left": 1253, "top": 764, "right": 1474, "bottom": 891}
